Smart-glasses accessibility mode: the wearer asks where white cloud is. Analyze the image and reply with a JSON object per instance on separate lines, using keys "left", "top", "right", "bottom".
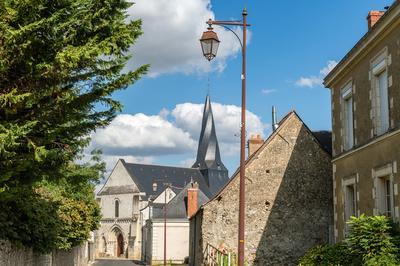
{"left": 89, "top": 113, "right": 197, "bottom": 156}
{"left": 320, "top": 60, "right": 338, "bottom": 76}
{"left": 171, "top": 102, "right": 267, "bottom": 155}
{"left": 179, "top": 158, "right": 196, "bottom": 168}
{"left": 295, "top": 60, "right": 338, "bottom": 88}
{"left": 125, "top": 0, "right": 247, "bottom": 76}
{"left": 295, "top": 76, "right": 322, "bottom": 88}
{"left": 88, "top": 101, "right": 267, "bottom": 172}
{"left": 261, "top": 89, "right": 276, "bottom": 95}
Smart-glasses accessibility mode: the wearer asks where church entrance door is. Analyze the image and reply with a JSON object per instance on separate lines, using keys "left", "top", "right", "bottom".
{"left": 116, "top": 233, "right": 124, "bottom": 257}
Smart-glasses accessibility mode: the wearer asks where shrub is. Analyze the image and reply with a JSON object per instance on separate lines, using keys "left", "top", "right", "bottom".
{"left": 299, "top": 215, "right": 400, "bottom": 266}
{"left": 346, "top": 214, "right": 399, "bottom": 263}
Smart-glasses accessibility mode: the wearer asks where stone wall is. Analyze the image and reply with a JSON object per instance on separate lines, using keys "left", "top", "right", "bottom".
{"left": 0, "top": 240, "right": 93, "bottom": 266}
{"left": 190, "top": 113, "right": 333, "bottom": 265}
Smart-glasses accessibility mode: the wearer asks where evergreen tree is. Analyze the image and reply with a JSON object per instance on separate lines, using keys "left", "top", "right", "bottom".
{"left": 0, "top": 0, "right": 148, "bottom": 185}
{"left": 0, "top": 0, "right": 148, "bottom": 252}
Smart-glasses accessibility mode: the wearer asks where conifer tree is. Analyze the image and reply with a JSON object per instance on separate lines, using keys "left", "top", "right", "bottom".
{"left": 0, "top": 0, "right": 148, "bottom": 251}
{"left": 0, "top": 0, "right": 148, "bottom": 185}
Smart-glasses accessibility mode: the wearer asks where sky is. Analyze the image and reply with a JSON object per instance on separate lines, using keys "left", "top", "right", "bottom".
{"left": 88, "top": 0, "right": 394, "bottom": 177}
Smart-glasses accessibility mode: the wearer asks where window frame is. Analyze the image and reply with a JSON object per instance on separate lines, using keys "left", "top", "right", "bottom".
{"left": 341, "top": 82, "right": 354, "bottom": 150}
{"left": 373, "top": 164, "right": 395, "bottom": 220}
{"left": 115, "top": 199, "right": 120, "bottom": 218}
{"left": 371, "top": 49, "right": 390, "bottom": 136}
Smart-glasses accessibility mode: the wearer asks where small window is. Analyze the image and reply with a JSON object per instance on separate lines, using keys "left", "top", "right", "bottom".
{"left": 115, "top": 200, "right": 119, "bottom": 218}
{"left": 344, "top": 184, "right": 357, "bottom": 220}
{"left": 371, "top": 52, "right": 389, "bottom": 135}
{"left": 376, "top": 176, "right": 393, "bottom": 217}
{"left": 343, "top": 176, "right": 357, "bottom": 234}
{"left": 341, "top": 83, "right": 354, "bottom": 150}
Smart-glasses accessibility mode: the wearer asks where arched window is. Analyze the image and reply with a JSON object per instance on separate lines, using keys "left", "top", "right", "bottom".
{"left": 115, "top": 200, "right": 119, "bottom": 218}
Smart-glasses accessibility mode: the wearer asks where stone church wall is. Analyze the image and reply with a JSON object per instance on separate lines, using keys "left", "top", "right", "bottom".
{"left": 0, "top": 240, "right": 93, "bottom": 266}
{"left": 190, "top": 114, "right": 333, "bottom": 265}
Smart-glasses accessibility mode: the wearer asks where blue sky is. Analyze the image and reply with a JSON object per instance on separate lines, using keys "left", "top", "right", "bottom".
{"left": 89, "top": 0, "right": 394, "bottom": 176}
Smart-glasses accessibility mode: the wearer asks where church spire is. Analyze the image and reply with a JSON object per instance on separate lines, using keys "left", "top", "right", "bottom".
{"left": 192, "top": 95, "right": 225, "bottom": 170}
{"left": 192, "top": 95, "right": 228, "bottom": 195}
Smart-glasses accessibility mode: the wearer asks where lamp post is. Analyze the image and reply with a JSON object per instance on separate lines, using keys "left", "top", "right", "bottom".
{"left": 200, "top": 8, "right": 250, "bottom": 266}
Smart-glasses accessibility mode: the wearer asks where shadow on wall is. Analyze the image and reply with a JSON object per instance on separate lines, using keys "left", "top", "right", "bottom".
{"left": 189, "top": 210, "right": 204, "bottom": 266}
{"left": 252, "top": 126, "right": 333, "bottom": 265}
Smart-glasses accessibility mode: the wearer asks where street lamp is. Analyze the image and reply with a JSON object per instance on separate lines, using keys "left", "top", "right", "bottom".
{"left": 200, "top": 25, "right": 220, "bottom": 61}
{"left": 200, "top": 8, "right": 250, "bottom": 266}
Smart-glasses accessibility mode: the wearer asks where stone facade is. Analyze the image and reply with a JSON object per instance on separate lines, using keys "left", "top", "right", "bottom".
{"left": 189, "top": 112, "right": 333, "bottom": 265}
{"left": 324, "top": 1, "right": 400, "bottom": 242}
{"left": 95, "top": 160, "right": 143, "bottom": 259}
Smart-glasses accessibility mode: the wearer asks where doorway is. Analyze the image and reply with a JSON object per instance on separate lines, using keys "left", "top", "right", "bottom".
{"left": 117, "top": 233, "right": 124, "bottom": 257}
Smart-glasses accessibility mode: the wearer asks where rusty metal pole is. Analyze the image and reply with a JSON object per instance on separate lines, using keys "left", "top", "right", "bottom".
{"left": 200, "top": 9, "right": 250, "bottom": 265}
{"left": 238, "top": 8, "right": 247, "bottom": 266}
{"left": 164, "top": 186, "right": 167, "bottom": 266}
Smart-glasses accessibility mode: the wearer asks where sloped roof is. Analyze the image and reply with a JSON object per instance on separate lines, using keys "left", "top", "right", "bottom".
{"left": 190, "top": 111, "right": 332, "bottom": 218}
{"left": 324, "top": 1, "right": 400, "bottom": 86}
{"left": 192, "top": 95, "right": 227, "bottom": 172}
{"left": 152, "top": 183, "right": 210, "bottom": 220}
{"left": 312, "top": 131, "right": 332, "bottom": 155}
{"left": 121, "top": 161, "right": 213, "bottom": 199}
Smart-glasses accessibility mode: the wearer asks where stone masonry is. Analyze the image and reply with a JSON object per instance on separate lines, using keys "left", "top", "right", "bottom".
{"left": 189, "top": 112, "right": 333, "bottom": 265}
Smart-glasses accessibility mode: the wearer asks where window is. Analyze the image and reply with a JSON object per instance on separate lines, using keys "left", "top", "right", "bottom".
{"left": 372, "top": 52, "right": 389, "bottom": 135}
{"left": 343, "top": 177, "right": 357, "bottom": 224}
{"left": 376, "top": 176, "right": 393, "bottom": 217}
{"left": 344, "top": 183, "right": 357, "bottom": 221}
{"left": 115, "top": 200, "right": 119, "bottom": 218}
{"left": 342, "top": 83, "right": 354, "bottom": 150}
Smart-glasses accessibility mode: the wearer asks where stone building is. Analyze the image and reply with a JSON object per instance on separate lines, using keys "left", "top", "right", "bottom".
{"left": 189, "top": 111, "right": 333, "bottom": 265}
{"left": 95, "top": 95, "right": 229, "bottom": 261}
{"left": 324, "top": 0, "right": 400, "bottom": 242}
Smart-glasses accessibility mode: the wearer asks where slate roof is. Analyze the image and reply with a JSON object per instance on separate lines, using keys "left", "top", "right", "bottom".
{"left": 121, "top": 160, "right": 213, "bottom": 199}
{"left": 152, "top": 183, "right": 210, "bottom": 220}
{"left": 192, "top": 95, "right": 227, "bottom": 172}
{"left": 97, "top": 185, "right": 139, "bottom": 196}
{"left": 312, "top": 131, "right": 332, "bottom": 155}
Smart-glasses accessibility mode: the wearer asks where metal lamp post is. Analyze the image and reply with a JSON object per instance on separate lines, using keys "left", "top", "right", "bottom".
{"left": 200, "top": 8, "right": 250, "bottom": 266}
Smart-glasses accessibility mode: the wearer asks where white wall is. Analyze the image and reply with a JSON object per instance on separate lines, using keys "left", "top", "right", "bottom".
{"left": 151, "top": 221, "right": 189, "bottom": 263}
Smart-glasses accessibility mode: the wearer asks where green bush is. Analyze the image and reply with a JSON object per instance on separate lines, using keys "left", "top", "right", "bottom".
{"left": 299, "top": 243, "right": 358, "bottom": 266}
{"left": 346, "top": 215, "right": 399, "bottom": 263}
{"left": 299, "top": 215, "right": 400, "bottom": 266}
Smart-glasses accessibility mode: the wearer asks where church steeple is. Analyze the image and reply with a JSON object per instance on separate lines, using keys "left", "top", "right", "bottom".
{"left": 192, "top": 95, "right": 228, "bottom": 195}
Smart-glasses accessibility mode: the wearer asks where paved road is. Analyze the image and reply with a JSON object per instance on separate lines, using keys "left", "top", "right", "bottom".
{"left": 94, "top": 259, "right": 145, "bottom": 266}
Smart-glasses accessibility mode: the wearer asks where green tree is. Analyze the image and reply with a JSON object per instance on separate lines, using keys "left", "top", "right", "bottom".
{"left": 0, "top": 0, "right": 147, "bottom": 252}
{"left": 0, "top": 0, "right": 148, "bottom": 185}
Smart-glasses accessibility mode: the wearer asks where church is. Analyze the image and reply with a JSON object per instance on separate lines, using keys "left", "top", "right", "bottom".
{"left": 94, "top": 95, "right": 229, "bottom": 262}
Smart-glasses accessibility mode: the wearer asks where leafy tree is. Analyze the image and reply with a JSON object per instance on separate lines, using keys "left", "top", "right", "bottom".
{"left": 0, "top": 0, "right": 147, "bottom": 252}
{"left": 0, "top": 0, "right": 148, "bottom": 185}
{"left": 0, "top": 152, "right": 104, "bottom": 252}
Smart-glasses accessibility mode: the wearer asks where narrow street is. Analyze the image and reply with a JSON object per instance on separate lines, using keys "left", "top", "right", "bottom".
{"left": 94, "top": 259, "right": 145, "bottom": 266}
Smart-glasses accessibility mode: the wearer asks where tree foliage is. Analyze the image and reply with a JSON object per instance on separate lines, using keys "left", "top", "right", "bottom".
{"left": 0, "top": 0, "right": 148, "bottom": 185}
{"left": 299, "top": 215, "right": 400, "bottom": 266}
{"left": 0, "top": 0, "right": 147, "bottom": 252}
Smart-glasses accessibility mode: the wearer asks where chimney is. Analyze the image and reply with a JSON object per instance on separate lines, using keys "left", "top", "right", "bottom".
{"left": 187, "top": 182, "right": 199, "bottom": 218}
{"left": 367, "top": 11, "right": 385, "bottom": 29}
{"left": 248, "top": 134, "right": 263, "bottom": 157}
{"left": 272, "top": 106, "right": 279, "bottom": 132}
